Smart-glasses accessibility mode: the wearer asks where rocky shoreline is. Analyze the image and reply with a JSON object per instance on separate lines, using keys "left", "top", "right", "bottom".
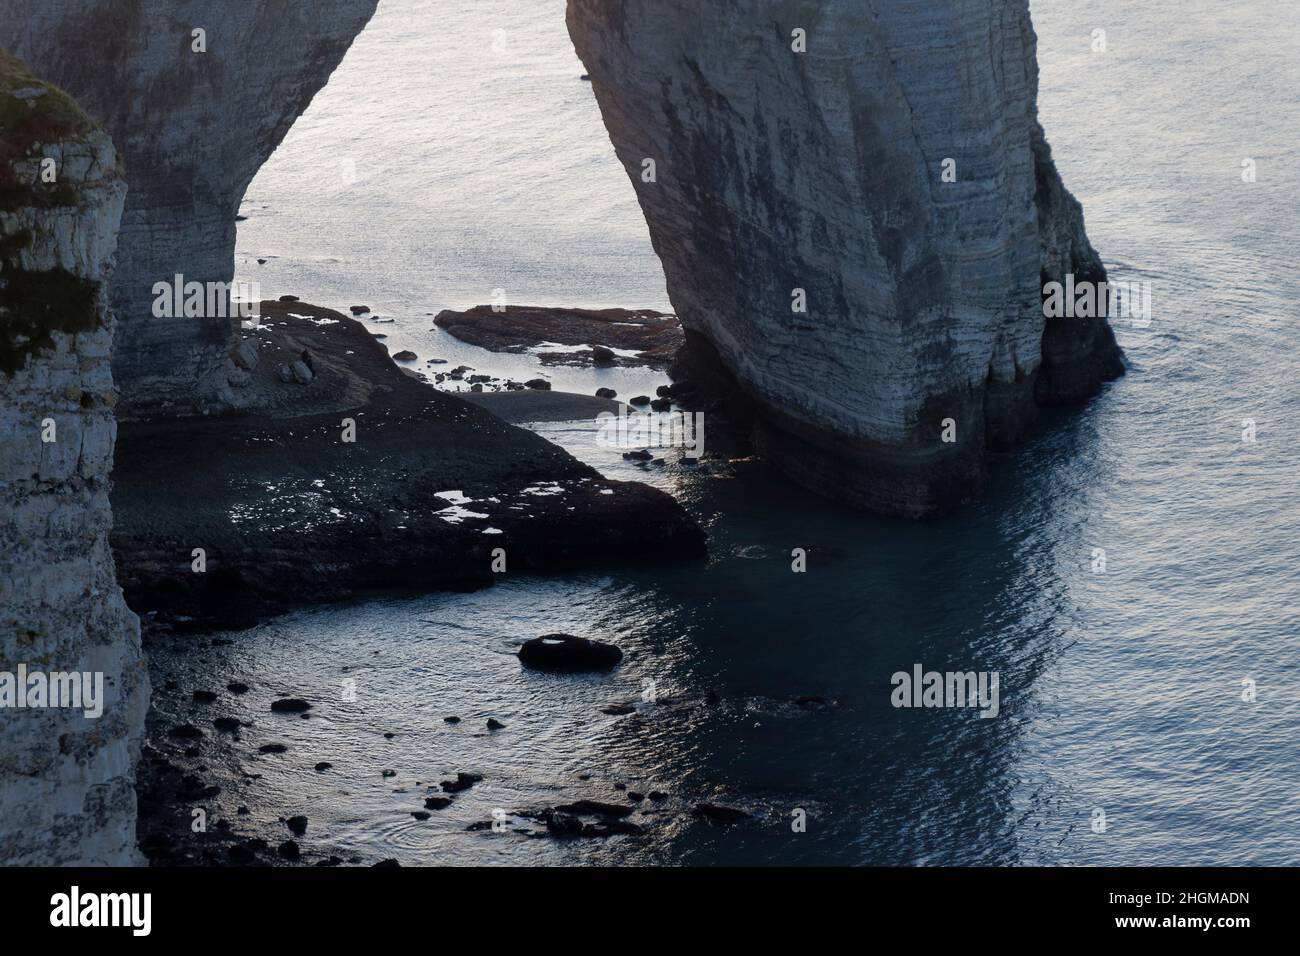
{"left": 111, "top": 301, "right": 706, "bottom": 635}
{"left": 135, "top": 627, "right": 837, "bottom": 867}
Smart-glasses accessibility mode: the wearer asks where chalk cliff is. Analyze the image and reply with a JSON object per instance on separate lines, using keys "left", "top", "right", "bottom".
{"left": 0, "top": 0, "right": 380, "bottom": 416}
{"left": 569, "top": 0, "right": 1124, "bottom": 515}
{"left": 0, "top": 52, "right": 147, "bottom": 865}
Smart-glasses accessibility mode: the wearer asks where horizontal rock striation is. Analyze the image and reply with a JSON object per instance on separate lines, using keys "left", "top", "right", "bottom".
{"left": 0, "top": 0, "right": 380, "bottom": 417}
{"left": 568, "top": 0, "right": 1123, "bottom": 516}
{"left": 0, "top": 51, "right": 147, "bottom": 864}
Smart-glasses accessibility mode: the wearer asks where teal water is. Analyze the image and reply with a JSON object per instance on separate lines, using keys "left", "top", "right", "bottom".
{"left": 189, "top": 0, "right": 1300, "bottom": 865}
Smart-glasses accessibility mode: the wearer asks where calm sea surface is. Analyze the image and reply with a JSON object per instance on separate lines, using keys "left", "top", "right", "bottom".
{"left": 189, "top": 0, "right": 1300, "bottom": 865}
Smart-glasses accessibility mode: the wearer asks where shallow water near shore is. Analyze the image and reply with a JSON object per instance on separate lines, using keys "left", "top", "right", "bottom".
{"left": 186, "top": 0, "right": 1300, "bottom": 865}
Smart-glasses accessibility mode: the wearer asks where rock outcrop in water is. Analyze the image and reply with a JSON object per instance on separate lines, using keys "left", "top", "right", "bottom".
{"left": 0, "top": 0, "right": 380, "bottom": 416}
{"left": 0, "top": 52, "right": 148, "bottom": 864}
{"left": 568, "top": 0, "right": 1124, "bottom": 516}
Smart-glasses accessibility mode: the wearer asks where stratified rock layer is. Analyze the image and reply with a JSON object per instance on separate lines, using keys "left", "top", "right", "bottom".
{"left": 0, "top": 51, "right": 147, "bottom": 865}
{"left": 0, "top": 0, "right": 380, "bottom": 416}
{"left": 569, "top": 0, "right": 1123, "bottom": 516}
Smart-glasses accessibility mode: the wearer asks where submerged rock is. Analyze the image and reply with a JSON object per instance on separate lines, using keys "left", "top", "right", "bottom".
{"left": 270, "top": 698, "right": 312, "bottom": 714}
{"left": 440, "top": 772, "right": 483, "bottom": 794}
{"left": 546, "top": 812, "right": 583, "bottom": 836}
{"left": 553, "top": 800, "right": 634, "bottom": 819}
{"left": 518, "top": 634, "right": 623, "bottom": 672}
{"left": 693, "top": 803, "right": 750, "bottom": 825}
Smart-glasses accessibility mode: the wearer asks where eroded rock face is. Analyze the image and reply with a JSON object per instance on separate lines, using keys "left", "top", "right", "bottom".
{"left": 0, "top": 52, "right": 147, "bottom": 865}
{"left": 0, "top": 0, "right": 380, "bottom": 416}
{"left": 569, "top": 0, "right": 1123, "bottom": 515}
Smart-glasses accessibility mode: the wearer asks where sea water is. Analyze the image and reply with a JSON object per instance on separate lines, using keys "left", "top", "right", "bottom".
{"left": 191, "top": 0, "right": 1300, "bottom": 865}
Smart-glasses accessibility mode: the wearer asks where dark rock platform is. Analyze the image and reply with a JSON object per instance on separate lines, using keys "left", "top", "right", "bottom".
{"left": 111, "top": 301, "right": 705, "bottom": 633}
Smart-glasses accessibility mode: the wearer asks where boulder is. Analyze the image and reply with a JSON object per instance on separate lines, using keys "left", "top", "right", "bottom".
{"left": 518, "top": 634, "right": 623, "bottom": 672}
{"left": 270, "top": 698, "right": 312, "bottom": 713}
{"left": 231, "top": 337, "right": 259, "bottom": 371}
{"left": 693, "top": 803, "right": 749, "bottom": 825}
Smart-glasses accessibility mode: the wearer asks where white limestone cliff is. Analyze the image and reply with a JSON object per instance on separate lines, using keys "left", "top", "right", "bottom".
{"left": 568, "top": 0, "right": 1123, "bottom": 515}
{"left": 0, "top": 51, "right": 147, "bottom": 864}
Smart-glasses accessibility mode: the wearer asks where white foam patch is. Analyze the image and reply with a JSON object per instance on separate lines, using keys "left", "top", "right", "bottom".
{"left": 521, "top": 482, "right": 564, "bottom": 497}
{"left": 437, "top": 505, "right": 490, "bottom": 525}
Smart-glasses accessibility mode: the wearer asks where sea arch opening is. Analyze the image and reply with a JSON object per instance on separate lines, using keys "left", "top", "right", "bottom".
{"left": 234, "top": 0, "right": 669, "bottom": 396}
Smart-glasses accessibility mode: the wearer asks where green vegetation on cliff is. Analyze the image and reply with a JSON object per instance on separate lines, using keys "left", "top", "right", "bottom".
{"left": 0, "top": 48, "right": 92, "bottom": 210}
{"left": 0, "top": 48, "right": 102, "bottom": 375}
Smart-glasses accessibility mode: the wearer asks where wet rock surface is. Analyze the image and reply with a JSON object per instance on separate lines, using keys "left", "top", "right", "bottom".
{"left": 111, "top": 302, "right": 706, "bottom": 634}
{"left": 434, "top": 305, "right": 682, "bottom": 369}
{"left": 518, "top": 634, "right": 624, "bottom": 672}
